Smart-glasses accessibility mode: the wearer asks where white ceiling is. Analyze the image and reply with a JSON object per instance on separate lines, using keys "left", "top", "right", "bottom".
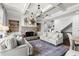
{"left": 2, "top": 3, "right": 78, "bottom": 20}
{"left": 4, "top": 3, "right": 27, "bottom": 13}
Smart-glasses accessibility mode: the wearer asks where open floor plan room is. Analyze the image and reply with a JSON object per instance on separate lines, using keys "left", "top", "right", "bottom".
{"left": 0, "top": 3, "right": 79, "bottom": 56}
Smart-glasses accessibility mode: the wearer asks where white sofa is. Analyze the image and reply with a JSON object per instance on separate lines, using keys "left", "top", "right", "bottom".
{"left": 0, "top": 33, "right": 33, "bottom": 56}
{"left": 40, "top": 32, "right": 63, "bottom": 46}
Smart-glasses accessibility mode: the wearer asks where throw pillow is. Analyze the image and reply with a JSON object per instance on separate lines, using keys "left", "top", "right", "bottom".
{"left": 16, "top": 36, "right": 25, "bottom": 45}
{"left": 5, "top": 37, "right": 17, "bottom": 49}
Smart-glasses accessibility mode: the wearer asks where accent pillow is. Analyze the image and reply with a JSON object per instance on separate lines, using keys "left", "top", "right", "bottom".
{"left": 5, "top": 37, "right": 17, "bottom": 49}
{"left": 16, "top": 36, "right": 25, "bottom": 45}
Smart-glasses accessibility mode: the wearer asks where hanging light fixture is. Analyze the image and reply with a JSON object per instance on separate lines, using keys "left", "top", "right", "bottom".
{"left": 36, "top": 4, "right": 49, "bottom": 18}
{"left": 36, "top": 4, "right": 43, "bottom": 17}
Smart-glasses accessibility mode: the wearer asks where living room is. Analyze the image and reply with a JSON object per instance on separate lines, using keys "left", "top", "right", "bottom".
{"left": 0, "top": 3, "right": 79, "bottom": 56}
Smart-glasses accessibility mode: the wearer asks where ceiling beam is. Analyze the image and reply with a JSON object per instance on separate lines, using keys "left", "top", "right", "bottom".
{"left": 54, "top": 3, "right": 66, "bottom": 11}
{"left": 44, "top": 4, "right": 79, "bottom": 20}
{"left": 24, "top": 3, "right": 31, "bottom": 15}
{"left": 36, "top": 3, "right": 59, "bottom": 17}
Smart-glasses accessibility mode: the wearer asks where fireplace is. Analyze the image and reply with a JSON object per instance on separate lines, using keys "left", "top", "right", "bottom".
{"left": 21, "top": 26, "right": 36, "bottom": 34}
{"left": 25, "top": 31, "right": 37, "bottom": 37}
{"left": 23, "top": 31, "right": 39, "bottom": 41}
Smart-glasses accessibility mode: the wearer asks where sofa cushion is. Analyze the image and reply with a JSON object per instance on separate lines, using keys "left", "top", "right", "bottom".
{"left": 5, "top": 37, "right": 17, "bottom": 49}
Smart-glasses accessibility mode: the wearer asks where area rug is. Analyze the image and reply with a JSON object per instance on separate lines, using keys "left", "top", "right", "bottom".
{"left": 29, "top": 40, "right": 69, "bottom": 56}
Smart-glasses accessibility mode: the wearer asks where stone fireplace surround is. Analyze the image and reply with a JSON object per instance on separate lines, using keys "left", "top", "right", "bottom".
{"left": 23, "top": 31, "right": 39, "bottom": 41}
{"left": 21, "top": 26, "right": 39, "bottom": 41}
{"left": 25, "top": 31, "right": 37, "bottom": 37}
{"left": 21, "top": 26, "right": 37, "bottom": 34}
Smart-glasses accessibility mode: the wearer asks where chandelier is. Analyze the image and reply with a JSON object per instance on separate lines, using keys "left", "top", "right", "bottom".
{"left": 36, "top": 4, "right": 45, "bottom": 18}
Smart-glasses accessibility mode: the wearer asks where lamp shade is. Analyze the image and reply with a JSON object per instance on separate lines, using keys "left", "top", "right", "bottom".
{"left": 0, "top": 24, "right": 9, "bottom": 31}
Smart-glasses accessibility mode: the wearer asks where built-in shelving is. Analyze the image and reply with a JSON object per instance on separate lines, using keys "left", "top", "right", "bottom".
{"left": 9, "top": 20, "right": 19, "bottom": 32}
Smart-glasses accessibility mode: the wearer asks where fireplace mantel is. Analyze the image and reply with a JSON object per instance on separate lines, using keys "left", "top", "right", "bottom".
{"left": 21, "top": 26, "right": 37, "bottom": 34}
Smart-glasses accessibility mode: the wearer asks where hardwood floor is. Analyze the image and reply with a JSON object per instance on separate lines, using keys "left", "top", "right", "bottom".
{"left": 63, "top": 38, "right": 70, "bottom": 46}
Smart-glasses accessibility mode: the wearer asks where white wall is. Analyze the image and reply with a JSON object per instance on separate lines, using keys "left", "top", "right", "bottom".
{"left": 3, "top": 5, "right": 8, "bottom": 26}
{"left": 7, "top": 11, "right": 21, "bottom": 21}
{"left": 0, "top": 4, "right": 4, "bottom": 24}
{"left": 72, "top": 14, "right": 79, "bottom": 37}
{"left": 54, "top": 16, "right": 72, "bottom": 32}
{"left": 63, "top": 24, "right": 72, "bottom": 32}
{"left": 0, "top": 4, "right": 8, "bottom": 26}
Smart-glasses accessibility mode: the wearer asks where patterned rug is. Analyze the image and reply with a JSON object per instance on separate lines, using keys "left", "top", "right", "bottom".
{"left": 29, "top": 40, "right": 69, "bottom": 56}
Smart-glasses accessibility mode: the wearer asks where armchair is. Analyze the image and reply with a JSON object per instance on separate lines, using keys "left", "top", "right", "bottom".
{"left": 0, "top": 34, "right": 33, "bottom": 56}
